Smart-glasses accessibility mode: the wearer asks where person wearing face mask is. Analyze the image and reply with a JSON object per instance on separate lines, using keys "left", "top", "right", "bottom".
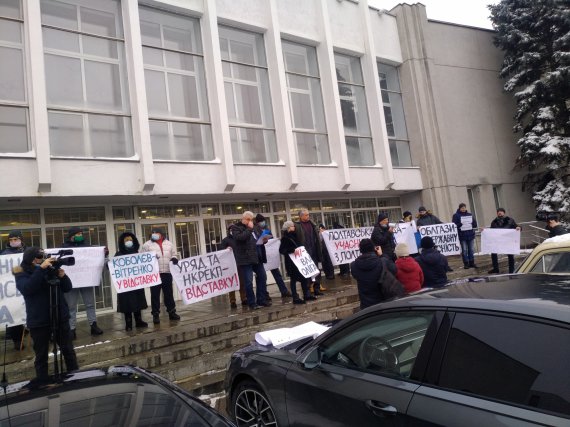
{"left": 371, "top": 213, "right": 396, "bottom": 261}
{"left": 61, "top": 227, "right": 104, "bottom": 339}
{"left": 1, "top": 230, "right": 27, "bottom": 350}
{"left": 142, "top": 228, "right": 180, "bottom": 324}
{"left": 115, "top": 232, "right": 148, "bottom": 331}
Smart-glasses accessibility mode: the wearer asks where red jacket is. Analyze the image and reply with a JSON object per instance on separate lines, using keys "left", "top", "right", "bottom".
{"left": 395, "top": 256, "right": 423, "bottom": 293}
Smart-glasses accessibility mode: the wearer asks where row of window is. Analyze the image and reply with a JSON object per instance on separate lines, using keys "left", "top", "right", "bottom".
{"left": 0, "top": 0, "right": 411, "bottom": 166}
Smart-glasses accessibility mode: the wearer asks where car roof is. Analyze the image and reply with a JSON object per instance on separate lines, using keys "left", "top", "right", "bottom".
{"left": 365, "top": 274, "right": 570, "bottom": 323}
{"left": 534, "top": 234, "right": 570, "bottom": 250}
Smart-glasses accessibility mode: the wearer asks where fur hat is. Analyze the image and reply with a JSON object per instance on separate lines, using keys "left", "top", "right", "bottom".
{"left": 395, "top": 243, "right": 410, "bottom": 257}
{"left": 8, "top": 230, "right": 23, "bottom": 239}
{"left": 377, "top": 213, "right": 388, "bottom": 223}
{"left": 359, "top": 238, "right": 376, "bottom": 254}
{"left": 255, "top": 214, "right": 265, "bottom": 223}
{"left": 421, "top": 236, "right": 435, "bottom": 249}
{"left": 282, "top": 221, "right": 295, "bottom": 231}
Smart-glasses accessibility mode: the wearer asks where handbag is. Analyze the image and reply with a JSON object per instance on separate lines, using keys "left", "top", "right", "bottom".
{"left": 378, "top": 257, "right": 405, "bottom": 301}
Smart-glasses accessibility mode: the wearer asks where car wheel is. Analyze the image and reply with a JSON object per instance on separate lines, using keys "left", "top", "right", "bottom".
{"left": 231, "top": 380, "right": 279, "bottom": 427}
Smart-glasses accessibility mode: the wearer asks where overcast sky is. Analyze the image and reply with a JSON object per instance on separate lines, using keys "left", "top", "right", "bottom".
{"left": 369, "top": 0, "right": 498, "bottom": 29}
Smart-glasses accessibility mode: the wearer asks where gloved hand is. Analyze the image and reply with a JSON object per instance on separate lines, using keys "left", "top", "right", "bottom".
{"left": 170, "top": 257, "right": 178, "bottom": 265}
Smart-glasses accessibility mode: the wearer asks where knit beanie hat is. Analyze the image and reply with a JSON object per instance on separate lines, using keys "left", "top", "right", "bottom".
{"left": 22, "top": 246, "right": 43, "bottom": 265}
{"left": 402, "top": 211, "right": 412, "bottom": 219}
{"left": 67, "top": 226, "right": 82, "bottom": 239}
{"left": 395, "top": 243, "right": 410, "bottom": 257}
{"left": 377, "top": 213, "right": 388, "bottom": 223}
{"left": 282, "top": 221, "right": 295, "bottom": 231}
{"left": 8, "top": 230, "right": 23, "bottom": 239}
{"left": 359, "top": 238, "right": 375, "bottom": 254}
{"left": 418, "top": 206, "right": 427, "bottom": 212}
{"left": 421, "top": 236, "right": 435, "bottom": 249}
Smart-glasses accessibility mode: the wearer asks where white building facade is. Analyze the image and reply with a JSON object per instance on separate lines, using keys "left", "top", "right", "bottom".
{"left": 0, "top": 0, "right": 532, "bottom": 311}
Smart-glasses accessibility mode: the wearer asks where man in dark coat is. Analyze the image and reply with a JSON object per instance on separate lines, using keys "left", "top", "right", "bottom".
{"left": 545, "top": 214, "right": 569, "bottom": 238}
{"left": 295, "top": 209, "right": 324, "bottom": 295}
{"left": 351, "top": 239, "right": 399, "bottom": 309}
{"left": 417, "top": 236, "right": 452, "bottom": 288}
{"left": 416, "top": 206, "right": 443, "bottom": 227}
{"left": 371, "top": 213, "right": 396, "bottom": 261}
{"left": 279, "top": 221, "right": 313, "bottom": 304}
{"left": 115, "top": 232, "right": 148, "bottom": 331}
{"left": 230, "top": 211, "right": 270, "bottom": 309}
{"left": 488, "top": 208, "right": 521, "bottom": 274}
{"left": 220, "top": 226, "right": 247, "bottom": 309}
{"left": 14, "top": 247, "right": 78, "bottom": 381}
{"left": 1, "top": 230, "right": 26, "bottom": 350}
{"left": 452, "top": 203, "right": 478, "bottom": 269}
{"left": 319, "top": 224, "right": 335, "bottom": 280}
{"left": 62, "top": 227, "right": 103, "bottom": 338}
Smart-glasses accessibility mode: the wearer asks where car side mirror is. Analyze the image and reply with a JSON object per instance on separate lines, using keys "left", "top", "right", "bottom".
{"left": 299, "top": 347, "right": 322, "bottom": 370}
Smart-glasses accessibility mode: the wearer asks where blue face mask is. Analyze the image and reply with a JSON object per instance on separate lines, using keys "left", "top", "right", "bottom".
{"left": 151, "top": 233, "right": 160, "bottom": 241}
{"left": 125, "top": 241, "right": 134, "bottom": 249}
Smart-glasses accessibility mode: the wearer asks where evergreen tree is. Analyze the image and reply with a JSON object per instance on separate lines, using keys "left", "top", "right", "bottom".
{"left": 489, "top": 0, "right": 570, "bottom": 218}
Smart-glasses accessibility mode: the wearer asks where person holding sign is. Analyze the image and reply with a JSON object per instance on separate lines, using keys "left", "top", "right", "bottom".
{"left": 279, "top": 221, "right": 313, "bottom": 304}
{"left": 488, "top": 208, "right": 521, "bottom": 274}
{"left": 115, "top": 232, "right": 149, "bottom": 331}
{"left": 452, "top": 203, "right": 478, "bottom": 269}
{"left": 295, "top": 209, "right": 324, "bottom": 296}
{"left": 371, "top": 213, "right": 396, "bottom": 261}
{"left": 2, "top": 230, "right": 27, "bottom": 350}
{"left": 62, "top": 227, "right": 104, "bottom": 338}
{"left": 142, "top": 228, "right": 181, "bottom": 324}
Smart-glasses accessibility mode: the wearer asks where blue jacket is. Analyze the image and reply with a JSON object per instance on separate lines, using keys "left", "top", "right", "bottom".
{"left": 417, "top": 248, "right": 450, "bottom": 288}
{"left": 14, "top": 265, "right": 73, "bottom": 328}
{"left": 452, "top": 209, "right": 477, "bottom": 241}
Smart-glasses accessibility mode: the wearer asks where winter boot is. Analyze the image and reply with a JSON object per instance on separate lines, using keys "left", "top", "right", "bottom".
{"left": 168, "top": 310, "right": 181, "bottom": 321}
{"left": 469, "top": 260, "right": 478, "bottom": 269}
{"left": 463, "top": 262, "right": 470, "bottom": 269}
{"left": 90, "top": 322, "right": 103, "bottom": 336}
{"left": 152, "top": 314, "right": 160, "bottom": 324}
{"left": 124, "top": 313, "right": 133, "bottom": 331}
{"left": 134, "top": 311, "right": 148, "bottom": 328}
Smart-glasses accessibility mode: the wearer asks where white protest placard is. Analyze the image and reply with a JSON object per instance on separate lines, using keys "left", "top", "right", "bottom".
{"left": 264, "top": 238, "right": 281, "bottom": 271}
{"left": 0, "top": 253, "right": 26, "bottom": 327}
{"left": 108, "top": 252, "right": 161, "bottom": 293}
{"left": 170, "top": 248, "right": 239, "bottom": 305}
{"left": 393, "top": 222, "right": 419, "bottom": 254}
{"left": 460, "top": 216, "right": 473, "bottom": 231}
{"left": 480, "top": 229, "right": 521, "bottom": 255}
{"left": 255, "top": 321, "right": 330, "bottom": 348}
{"left": 321, "top": 227, "right": 373, "bottom": 266}
{"left": 47, "top": 247, "right": 105, "bottom": 288}
{"left": 418, "top": 223, "right": 461, "bottom": 256}
{"left": 288, "top": 246, "right": 320, "bottom": 278}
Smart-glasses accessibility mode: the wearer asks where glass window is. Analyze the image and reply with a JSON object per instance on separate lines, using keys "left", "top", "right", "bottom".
{"left": 44, "top": 206, "right": 105, "bottom": 224}
{"left": 530, "top": 252, "right": 570, "bottom": 273}
{"left": 140, "top": 6, "right": 213, "bottom": 161}
{"left": 112, "top": 206, "right": 133, "bottom": 220}
{"left": 322, "top": 200, "right": 350, "bottom": 210}
{"left": 219, "top": 26, "right": 277, "bottom": 163}
{"left": 438, "top": 313, "right": 570, "bottom": 417}
{"left": 273, "top": 201, "right": 287, "bottom": 213}
{"left": 221, "top": 202, "right": 271, "bottom": 216}
{"left": 0, "top": 209, "right": 40, "bottom": 227}
{"left": 323, "top": 212, "right": 353, "bottom": 229}
{"left": 42, "top": 0, "right": 133, "bottom": 158}
{"left": 289, "top": 200, "right": 321, "bottom": 212}
{"left": 335, "top": 53, "right": 373, "bottom": 166}
{"left": 282, "top": 41, "right": 330, "bottom": 165}
{"left": 352, "top": 198, "right": 377, "bottom": 209}
{"left": 0, "top": 0, "right": 29, "bottom": 153}
{"left": 320, "top": 311, "right": 435, "bottom": 378}
{"left": 493, "top": 185, "right": 502, "bottom": 210}
{"left": 378, "top": 63, "right": 411, "bottom": 167}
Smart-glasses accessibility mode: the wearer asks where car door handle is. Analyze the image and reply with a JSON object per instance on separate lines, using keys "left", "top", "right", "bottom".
{"left": 365, "top": 399, "right": 398, "bottom": 417}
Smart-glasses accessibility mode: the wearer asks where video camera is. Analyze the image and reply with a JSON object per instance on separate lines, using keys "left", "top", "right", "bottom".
{"left": 45, "top": 249, "right": 75, "bottom": 269}
{"left": 536, "top": 211, "right": 560, "bottom": 222}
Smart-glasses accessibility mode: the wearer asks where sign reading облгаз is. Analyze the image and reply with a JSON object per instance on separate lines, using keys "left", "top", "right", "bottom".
{"left": 418, "top": 223, "right": 461, "bottom": 256}
{"left": 108, "top": 252, "right": 161, "bottom": 293}
{"left": 170, "top": 248, "right": 239, "bottom": 304}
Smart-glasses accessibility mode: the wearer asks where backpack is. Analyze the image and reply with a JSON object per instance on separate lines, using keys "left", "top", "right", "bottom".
{"left": 378, "top": 257, "right": 405, "bottom": 301}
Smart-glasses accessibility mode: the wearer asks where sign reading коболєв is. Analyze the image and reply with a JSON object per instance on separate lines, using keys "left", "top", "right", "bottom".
{"left": 108, "top": 252, "right": 161, "bottom": 293}
{"left": 170, "top": 248, "right": 239, "bottom": 304}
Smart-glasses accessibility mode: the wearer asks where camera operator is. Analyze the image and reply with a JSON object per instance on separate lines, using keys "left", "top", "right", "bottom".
{"left": 13, "top": 247, "right": 78, "bottom": 382}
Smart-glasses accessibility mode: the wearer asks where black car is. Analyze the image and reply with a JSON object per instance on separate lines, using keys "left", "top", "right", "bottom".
{"left": 225, "top": 274, "right": 570, "bottom": 426}
{"left": 0, "top": 365, "right": 235, "bottom": 426}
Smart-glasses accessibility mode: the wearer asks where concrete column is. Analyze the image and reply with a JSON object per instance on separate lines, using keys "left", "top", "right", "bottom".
{"left": 24, "top": 0, "right": 51, "bottom": 192}
{"left": 122, "top": 0, "right": 155, "bottom": 191}
{"left": 267, "top": 0, "right": 298, "bottom": 191}
{"left": 202, "top": 0, "right": 236, "bottom": 192}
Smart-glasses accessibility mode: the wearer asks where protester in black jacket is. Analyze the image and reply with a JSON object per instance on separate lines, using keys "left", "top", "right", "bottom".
{"left": 371, "top": 213, "right": 396, "bottom": 261}
{"left": 1, "top": 230, "right": 26, "bottom": 350}
{"left": 488, "top": 208, "right": 521, "bottom": 274}
{"left": 279, "top": 221, "right": 313, "bottom": 304}
{"left": 416, "top": 206, "right": 442, "bottom": 227}
{"left": 115, "top": 232, "right": 148, "bottom": 331}
{"left": 351, "top": 239, "right": 399, "bottom": 309}
{"left": 14, "top": 247, "right": 78, "bottom": 381}
{"left": 545, "top": 214, "right": 569, "bottom": 238}
{"left": 220, "top": 227, "right": 247, "bottom": 309}
{"left": 417, "top": 237, "right": 452, "bottom": 288}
